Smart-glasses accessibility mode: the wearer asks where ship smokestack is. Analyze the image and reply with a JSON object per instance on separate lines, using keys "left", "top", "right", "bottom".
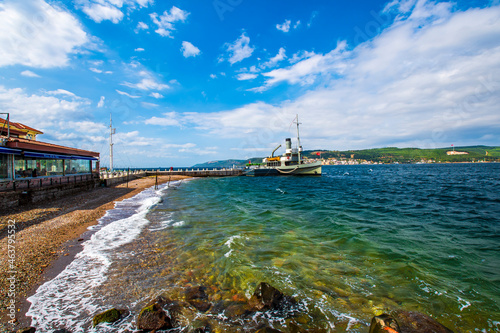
{"left": 285, "top": 138, "right": 292, "bottom": 150}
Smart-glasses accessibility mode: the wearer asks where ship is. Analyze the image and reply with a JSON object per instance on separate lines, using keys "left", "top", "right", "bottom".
{"left": 244, "top": 115, "right": 322, "bottom": 176}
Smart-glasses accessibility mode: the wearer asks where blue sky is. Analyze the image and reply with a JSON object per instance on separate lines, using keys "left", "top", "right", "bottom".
{"left": 0, "top": 0, "right": 499, "bottom": 167}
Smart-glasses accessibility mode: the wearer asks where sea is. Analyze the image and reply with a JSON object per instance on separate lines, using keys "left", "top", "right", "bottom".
{"left": 26, "top": 163, "right": 500, "bottom": 332}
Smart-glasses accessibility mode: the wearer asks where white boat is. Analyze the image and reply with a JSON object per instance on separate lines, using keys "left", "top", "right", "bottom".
{"left": 244, "top": 115, "right": 322, "bottom": 176}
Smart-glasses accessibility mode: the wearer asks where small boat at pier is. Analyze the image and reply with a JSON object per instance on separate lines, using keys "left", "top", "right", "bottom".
{"left": 244, "top": 116, "right": 322, "bottom": 176}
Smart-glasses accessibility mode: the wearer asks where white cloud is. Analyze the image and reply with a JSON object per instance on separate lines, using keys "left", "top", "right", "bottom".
{"left": 97, "top": 96, "right": 105, "bottom": 108}
{"left": 150, "top": 92, "right": 163, "bottom": 99}
{"left": 141, "top": 101, "right": 159, "bottom": 108}
{"left": 144, "top": 112, "right": 181, "bottom": 126}
{"left": 224, "top": 33, "right": 254, "bottom": 65}
{"left": 0, "top": 0, "right": 89, "bottom": 68}
{"left": 254, "top": 41, "right": 348, "bottom": 91}
{"left": 150, "top": 6, "right": 189, "bottom": 37}
{"left": 82, "top": 3, "right": 123, "bottom": 23}
{"left": 210, "top": 74, "right": 217, "bottom": 79}
{"left": 123, "top": 78, "right": 169, "bottom": 91}
{"left": 276, "top": 19, "right": 291, "bottom": 32}
{"left": 136, "top": 22, "right": 149, "bottom": 31}
{"left": 181, "top": 41, "right": 201, "bottom": 57}
{"left": 90, "top": 67, "right": 102, "bottom": 73}
{"left": 0, "top": 86, "right": 90, "bottom": 130}
{"left": 178, "top": 2, "right": 500, "bottom": 151}
{"left": 46, "top": 89, "right": 78, "bottom": 98}
{"left": 116, "top": 89, "right": 140, "bottom": 98}
{"left": 77, "top": 0, "right": 153, "bottom": 23}
{"left": 135, "top": 48, "right": 145, "bottom": 52}
{"left": 261, "top": 47, "right": 287, "bottom": 69}
{"left": 21, "top": 70, "right": 40, "bottom": 78}
{"left": 236, "top": 73, "right": 258, "bottom": 81}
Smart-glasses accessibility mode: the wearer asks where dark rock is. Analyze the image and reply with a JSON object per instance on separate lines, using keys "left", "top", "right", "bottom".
{"left": 137, "top": 302, "right": 172, "bottom": 331}
{"left": 391, "top": 310, "right": 454, "bottom": 333}
{"left": 52, "top": 330, "right": 71, "bottom": 333}
{"left": 159, "top": 298, "right": 196, "bottom": 328}
{"left": 185, "top": 286, "right": 208, "bottom": 301}
{"left": 189, "top": 299, "right": 212, "bottom": 312}
{"left": 224, "top": 302, "right": 252, "bottom": 318}
{"left": 185, "top": 286, "right": 211, "bottom": 312}
{"left": 191, "top": 319, "right": 212, "bottom": 332}
{"left": 369, "top": 313, "right": 401, "bottom": 333}
{"left": 16, "top": 328, "right": 36, "bottom": 333}
{"left": 248, "top": 282, "right": 297, "bottom": 313}
{"left": 92, "top": 308, "right": 122, "bottom": 327}
{"left": 255, "top": 327, "right": 283, "bottom": 333}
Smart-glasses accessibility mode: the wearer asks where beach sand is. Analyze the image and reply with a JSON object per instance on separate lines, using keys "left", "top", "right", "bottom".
{"left": 0, "top": 175, "right": 190, "bottom": 331}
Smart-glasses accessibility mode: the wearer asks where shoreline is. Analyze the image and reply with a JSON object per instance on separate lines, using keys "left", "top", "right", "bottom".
{"left": 0, "top": 175, "right": 191, "bottom": 331}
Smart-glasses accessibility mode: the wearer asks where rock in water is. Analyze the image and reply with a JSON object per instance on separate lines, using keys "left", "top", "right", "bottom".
{"left": 16, "top": 328, "right": 36, "bottom": 333}
{"left": 248, "top": 282, "right": 297, "bottom": 313}
{"left": 392, "top": 310, "right": 454, "bottom": 333}
{"left": 255, "top": 327, "right": 284, "bottom": 333}
{"left": 92, "top": 308, "right": 121, "bottom": 327}
{"left": 369, "top": 311, "right": 454, "bottom": 333}
{"left": 137, "top": 302, "right": 172, "bottom": 331}
{"left": 185, "top": 286, "right": 212, "bottom": 312}
{"left": 369, "top": 314, "right": 401, "bottom": 333}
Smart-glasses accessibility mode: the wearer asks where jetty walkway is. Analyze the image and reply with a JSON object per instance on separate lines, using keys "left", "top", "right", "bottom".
{"left": 100, "top": 168, "right": 243, "bottom": 186}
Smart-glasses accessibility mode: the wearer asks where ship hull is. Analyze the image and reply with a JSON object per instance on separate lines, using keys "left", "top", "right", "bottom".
{"left": 245, "top": 162, "right": 322, "bottom": 177}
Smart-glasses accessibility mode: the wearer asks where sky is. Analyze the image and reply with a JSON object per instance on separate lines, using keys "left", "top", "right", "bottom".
{"left": 0, "top": 0, "right": 499, "bottom": 167}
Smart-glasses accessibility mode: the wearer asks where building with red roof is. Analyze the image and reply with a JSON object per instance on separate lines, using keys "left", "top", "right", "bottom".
{"left": 0, "top": 117, "right": 99, "bottom": 181}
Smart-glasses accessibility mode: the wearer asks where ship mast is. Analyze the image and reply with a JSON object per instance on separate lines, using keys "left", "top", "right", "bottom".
{"left": 109, "top": 113, "right": 116, "bottom": 172}
{"left": 295, "top": 114, "right": 301, "bottom": 164}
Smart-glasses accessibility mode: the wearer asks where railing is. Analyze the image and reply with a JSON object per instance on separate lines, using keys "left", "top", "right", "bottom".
{"left": 145, "top": 168, "right": 243, "bottom": 177}
{"left": 0, "top": 173, "right": 98, "bottom": 192}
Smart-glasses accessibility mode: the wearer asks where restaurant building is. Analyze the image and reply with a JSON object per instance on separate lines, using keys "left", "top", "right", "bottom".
{"left": 0, "top": 118, "right": 99, "bottom": 182}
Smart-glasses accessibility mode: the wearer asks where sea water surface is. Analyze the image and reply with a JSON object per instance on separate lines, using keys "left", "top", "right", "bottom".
{"left": 27, "top": 164, "right": 500, "bottom": 332}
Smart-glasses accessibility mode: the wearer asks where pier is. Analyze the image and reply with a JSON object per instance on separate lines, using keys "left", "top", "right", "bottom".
{"left": 145, "top": 168, "right": 243, "bottom": 177}
{"left": 98, "top": 168, "right": 243, "bottom": 187}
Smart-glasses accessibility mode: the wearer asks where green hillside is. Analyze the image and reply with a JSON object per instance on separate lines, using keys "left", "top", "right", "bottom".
{"left": 302, "top": 146, "right": 500, "bottom": 163}
{"left": 192, "top": 146, "right": 500, "bottom": 167}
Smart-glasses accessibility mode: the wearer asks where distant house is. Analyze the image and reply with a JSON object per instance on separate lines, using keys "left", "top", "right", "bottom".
{"left": 0, "top": 119, "right": 99, "bottom": 181}
{"left": 446, "top": 151, "right": 468, "bottom": 155}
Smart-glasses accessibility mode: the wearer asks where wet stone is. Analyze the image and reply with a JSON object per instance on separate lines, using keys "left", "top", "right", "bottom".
{"left": 369, "top": 313, "right": 401, "bottom": 333}
{"left": 248, "top": 282, "right": 298, "bottom": 315}
{"left": 16, "top": 328, "right": 36, "bottom": 333}
{"left": 92, "top": 308, "right": 122, "bottom": 327}
{"left": 391, "top": 310, "right": 454, "bottom": 333}
{"left": 137, "top": 302, "right": 172, "bottom": 331}
{"left": 254, "top": 327, "right": 284, "bottom": 333}
{"left": 185, "top": 286, "right": 212, "bottom": 312}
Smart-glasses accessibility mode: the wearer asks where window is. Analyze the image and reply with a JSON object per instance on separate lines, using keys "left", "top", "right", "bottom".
{"left": 0, "top": 154, "right": 11, "bottom": 180}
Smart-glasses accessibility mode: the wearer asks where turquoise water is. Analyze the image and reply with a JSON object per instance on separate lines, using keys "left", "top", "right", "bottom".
{"left": 28, "top": 164, "right": 500, "bottom": 332}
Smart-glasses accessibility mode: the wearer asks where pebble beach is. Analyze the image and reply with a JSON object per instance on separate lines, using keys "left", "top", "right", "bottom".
{"left": 0, "top": 175, "right": 190, "bottom": 332}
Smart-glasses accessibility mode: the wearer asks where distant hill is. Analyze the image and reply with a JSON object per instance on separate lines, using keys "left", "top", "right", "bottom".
{"left": 301, "top": 146, "right": 500, "bottom": 163}
{"left": 191, "top": 146, "right": 500, "bottom": 167}
{"left": 191, "top": 159, "right": 255, "bottom": 169}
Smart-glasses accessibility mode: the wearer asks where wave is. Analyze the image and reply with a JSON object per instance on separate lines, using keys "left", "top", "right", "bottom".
{"left": 26, "top": 183, "right": 172, "bottom": 332}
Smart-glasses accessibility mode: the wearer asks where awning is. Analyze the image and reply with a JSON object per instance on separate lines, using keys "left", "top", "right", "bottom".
{"left": 71, "top": 155, "right": 99, "bottom": 161}
{"left": 0, "top": 147, "right": 22, "bottom": 155}
{"left": 23, "top": 151, "right": 73, "bottom": 159}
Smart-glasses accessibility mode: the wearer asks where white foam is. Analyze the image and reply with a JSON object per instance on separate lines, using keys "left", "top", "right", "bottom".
{"left": 26, "top": 184, "right": 167, "bottom": 332}
{"left": 458, "top": 297, "right": 471, "bottom": 311}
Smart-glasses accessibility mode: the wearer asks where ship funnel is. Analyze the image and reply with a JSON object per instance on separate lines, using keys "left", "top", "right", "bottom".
{"left": 285, "top": 138, "right": 292, "bottom": 150}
